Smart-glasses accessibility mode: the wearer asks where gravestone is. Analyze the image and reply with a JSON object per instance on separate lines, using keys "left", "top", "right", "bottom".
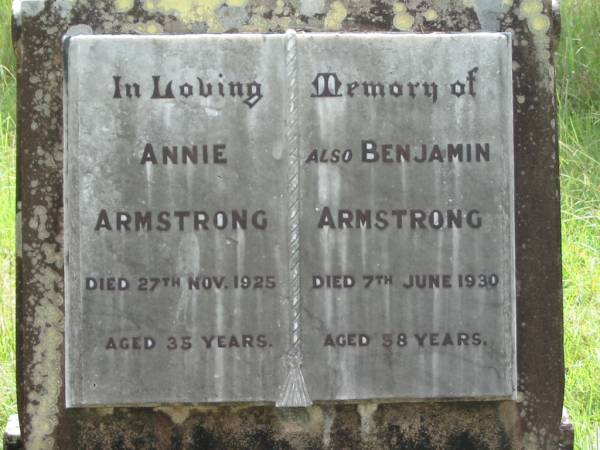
{"left": 13, "top": 0, "right": 563, "bottom": 449}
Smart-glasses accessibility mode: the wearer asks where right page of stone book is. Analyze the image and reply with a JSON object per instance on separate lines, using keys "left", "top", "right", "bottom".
{"left": 297, "top": 33, "right": 516, "bottom": 401}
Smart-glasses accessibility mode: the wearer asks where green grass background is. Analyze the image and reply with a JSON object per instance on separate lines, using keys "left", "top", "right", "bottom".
{"left": 0, "top": 0, "right": 597, "bottom": 448}
{"left": 558, "top": 0, "right": 600, "bottom": 448}
{"left": 0, "top": 0, "right": 16, "bottom": 444}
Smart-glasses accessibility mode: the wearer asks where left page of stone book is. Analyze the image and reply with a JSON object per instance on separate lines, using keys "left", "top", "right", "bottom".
{"left": 63, "top": 34, "right": 289, "bottom": 407}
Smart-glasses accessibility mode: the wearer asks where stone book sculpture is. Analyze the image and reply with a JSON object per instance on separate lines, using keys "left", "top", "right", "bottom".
{"left": 64, "top": 32, "right": 516, "bottom": 408}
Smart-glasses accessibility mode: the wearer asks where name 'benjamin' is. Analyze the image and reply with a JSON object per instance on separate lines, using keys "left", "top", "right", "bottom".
{"left": 360, "top": 140, "right": 490, "bottom": 163}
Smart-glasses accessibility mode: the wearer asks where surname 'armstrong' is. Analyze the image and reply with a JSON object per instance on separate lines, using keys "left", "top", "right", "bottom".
{"left": 93, "top": 209, "right": 268, "bottom": 231}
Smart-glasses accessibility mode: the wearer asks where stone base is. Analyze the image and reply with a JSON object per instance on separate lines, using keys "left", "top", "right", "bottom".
{"left": 3, "top": 408, "right": 578, "bottom": 450}
{"left": 2, "top": 414, "right": 23, "bottom": 450}
{"left": 559, "top": 407, "right": 575, "bottom": 450}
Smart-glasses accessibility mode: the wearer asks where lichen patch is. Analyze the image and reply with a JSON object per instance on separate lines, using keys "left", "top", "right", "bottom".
{"left": 324, "top": 1, "right": 347, "bottom": 30}
{"left": 115, "top": 0, "right": 134, "bottom": 12}
{"left": 393, "top": 11, "right": 414, "bottom": 30}
{"left": 143, "top": 0, "right": 225, "bottom": 31}
{"left": 155, "top": 407, "right": 191, "bottom": 424}
{"left": 424, "top": 8, "right": 439, "bottom": 21}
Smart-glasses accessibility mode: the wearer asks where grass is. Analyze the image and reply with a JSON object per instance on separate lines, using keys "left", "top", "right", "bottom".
{"left": 0, "top": 0, "right": 597, "bottom": 448}
{"left": 557, "top": 0, "right": 600, "bottom": 448}
{"left": 0, "top": 0, "right": 16, "bottom": 445}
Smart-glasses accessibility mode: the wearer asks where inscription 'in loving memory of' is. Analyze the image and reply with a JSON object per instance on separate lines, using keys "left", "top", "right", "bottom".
{"left": 111, "top": 67, "right": 480, "bottom": 106}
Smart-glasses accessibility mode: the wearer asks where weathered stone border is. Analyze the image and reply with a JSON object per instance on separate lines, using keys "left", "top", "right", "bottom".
{"left": 13, "top": 0, "right": 563, "bottom": 448}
